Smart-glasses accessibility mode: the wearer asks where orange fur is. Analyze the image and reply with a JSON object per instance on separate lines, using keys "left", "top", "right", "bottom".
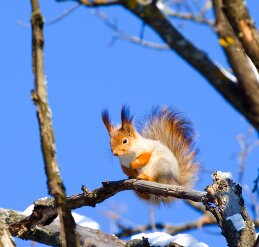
{"left": 137, "top": 173, "right": 155, "bottom": 181}
{"left": 130, "top": 152, "right": 152, "bottom": 170}
{"left": 141, "top": 107, "right": 199, "bottom": 189}
{"left": 121, "top": 165, "right": 138, "bottom": 178}
{"left": 102, "top": 106, "right": 199, "bottom": 205}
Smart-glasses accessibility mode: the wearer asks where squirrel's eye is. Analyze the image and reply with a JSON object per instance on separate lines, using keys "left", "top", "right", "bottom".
{"left": 122, "top": 138, "right": 128, "bottom": 144}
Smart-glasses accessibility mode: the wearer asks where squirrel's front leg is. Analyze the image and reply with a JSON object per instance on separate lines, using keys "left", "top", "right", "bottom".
{"left": 130, "top": 152, "right": 152, "bottom": 169}
{"left": 121, "top": 165, "right": 138, "bottom": 178}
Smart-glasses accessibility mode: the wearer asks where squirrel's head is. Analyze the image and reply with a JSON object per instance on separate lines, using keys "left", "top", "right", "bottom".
{"left": 102, "top": 105, "right": 136, "bottom": 157}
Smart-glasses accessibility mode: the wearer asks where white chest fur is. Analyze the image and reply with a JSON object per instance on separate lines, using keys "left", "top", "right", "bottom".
{"left": 119, "top": 135, "right": 179, "bottom": 179}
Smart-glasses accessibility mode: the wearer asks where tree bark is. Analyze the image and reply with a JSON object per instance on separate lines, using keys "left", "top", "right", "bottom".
{"left": 9, "top": 174, "right": 257, "bottom": 247}
{"left": 30, "top": 1, "right": 79, "bottom": 246}
{"left": 204, "top": 171, "right": 256, "bottom": 247}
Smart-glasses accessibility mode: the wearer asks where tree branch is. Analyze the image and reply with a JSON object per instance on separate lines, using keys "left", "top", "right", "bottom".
{"left": 30, "top": 1, "right": 79, "bottom": 246}
{"left": 92, "top": 10, "right": 169, "bottom": 50}
{"left": 0, "top": 214, "right": 16, "bottom": 247}
{"left": 204, "top": 171, "right": 256, "bottom": 246}
{"left": 56, "top": 0, "right": 259, "bottom": 132}
{"left": 56, "top": 0, "right": 121, "bottom": 7}
{"left": 156, "top": 2, "right": 214, "bottom": 26}
{"left": 9, "top": 174, "right": 257, "bottom": 246}
{"left": 122, "top": 0, "right": 259, "bottom": 131}
{"left": 212, "top": 0, "right": 259, "bottom": 132}
{"left": 9, "top": 179, "right": 206, "bottom": 236}
{"left": 116, "top": 213, "right": 215, "bottom": 238}
{"left": 222, "top": 0, "right": 259, "bottom": 71}
{"left": 1, "top": 208, "right": 125, "bottom": 247}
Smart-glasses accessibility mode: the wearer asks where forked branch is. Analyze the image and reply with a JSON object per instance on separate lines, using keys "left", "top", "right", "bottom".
{"left": 9, "top": 173, "right": 256, "bottom": 247}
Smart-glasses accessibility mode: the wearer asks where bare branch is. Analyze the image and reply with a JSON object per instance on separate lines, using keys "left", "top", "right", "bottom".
{"left": 253, "top": 169, "right": 259, "bottom": 195}
{"left": 92, "top": 10, "right": 169, "bottom": 50}
{"left": 212, "top": 0, "right": 259, "bottom": 131}
{"left": 184, "top": 200, "right": 207, "bottom": 214}
{"left": 30, "top": 1, "right": 79, "bottom": 246}
{"left": 236, "top": 128, "right": 259, "bottom": 183}
{"left": 8, "top": 172, "right": 258, "bottom": 246}
{"left": 156, "top": 2, "right": 214, "bottom": 26}
{"left": 117, "top": 213, "right": 215, "bottom": 238}
{"left": 56, "top": 0, "right": 259, "bottom": 131}
{"left": 9, "top": 179, "right": 206, "bottom": 236}
{"left": 222, "top": 0, "right": 259, "bottom": 71}
{"left": 46, "top": 3, "right": 81, "bottom": 26}
{"left": 56, "top": 0, "right": 121, "bottom": 6}
{"left": 0, "top": 215, "right": 16, "bottom": 247}
{"left": 1, "top": 209, "right": 125, "bottom": 247}
{"left": 204, "top": 171, "right": 256, "bottom": 246}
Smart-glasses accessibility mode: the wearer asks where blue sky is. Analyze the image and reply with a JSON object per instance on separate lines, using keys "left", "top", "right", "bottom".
{"left": 1, "top": 1, "right": 259, "bottom": 246}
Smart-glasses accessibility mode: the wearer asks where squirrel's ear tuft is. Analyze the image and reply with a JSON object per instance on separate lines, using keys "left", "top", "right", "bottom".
{"left": 102, "top": 109, "right": 113, "bottom": 133}
{"left": 121, "top": 105, "right": 133, "bottom": 123}
{"left": 121, "top": 105, "right": 134, "bottom": 136}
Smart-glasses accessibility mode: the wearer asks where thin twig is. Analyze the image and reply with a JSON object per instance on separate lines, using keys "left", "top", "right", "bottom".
{"left": 30, "top": 1, "right": 79, "bottom": 246}
{"left": 116, "top": 212, "right": 216, "bottom": 238}
{"left": 46, "top": 3, "right": 81, "bottom": 25}
{"left": 92, "top": 10, "right": 169, "bottom": 50}
{"left": 75, "top": 0, "right": 120, "bottom": 6}
{"left": 236, "top": 128, "right": 259, "bottom": 183}
{"left": 149, "top": 205, "right": 157, "bottom": 232}
{"left": 156, "top": 2, "right": 214, "bottom": 26}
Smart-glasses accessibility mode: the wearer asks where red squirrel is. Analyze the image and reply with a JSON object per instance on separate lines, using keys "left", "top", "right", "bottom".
{"left": 102, "top": 106, "right": 199, "bottom": 204}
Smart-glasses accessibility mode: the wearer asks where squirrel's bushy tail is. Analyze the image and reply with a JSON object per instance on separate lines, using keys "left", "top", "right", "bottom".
{"left": 141, "top": 107, "right": 199, "bottom": 188}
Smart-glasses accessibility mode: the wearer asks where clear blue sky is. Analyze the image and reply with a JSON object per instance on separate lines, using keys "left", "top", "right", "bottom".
{"left": 1, "top": 1, "right": 259, "bottom": 246}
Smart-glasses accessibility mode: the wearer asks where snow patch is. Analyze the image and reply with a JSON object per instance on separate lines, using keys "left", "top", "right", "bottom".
{"left": 246, "top": 55, "right": 259, "bottom": 84}
{"left": 131, "top": 232, "right": 208, "bottom": 247}
{"left": 23, "top": 204, "right": 100, "bottom": 230}
{"left": 22, "top": 204, "right": 34, "bottom": 216}
{"left": 226, "top": 213, "right": 245, "bottom": 231}
{"left": 214, "top": 171, "right": 232, "bottom": 179}
{"left": 72, "top": 212, "right": 100, "bottom": 230}
{"left": 216, "top": 62, "right": 237, "bottom": 83}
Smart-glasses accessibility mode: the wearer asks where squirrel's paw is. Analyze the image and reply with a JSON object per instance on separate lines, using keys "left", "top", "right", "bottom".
{"left": 137, "top": 173, "right": 154, "bottom": 181}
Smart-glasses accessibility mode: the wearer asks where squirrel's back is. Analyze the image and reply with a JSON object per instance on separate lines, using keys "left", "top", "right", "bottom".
{"left": 141, "top": 107, "right": 199, "bottom": 188}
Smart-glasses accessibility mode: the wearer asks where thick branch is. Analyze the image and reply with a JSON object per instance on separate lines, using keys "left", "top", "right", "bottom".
{"left": 9, "top": 174, "right": 257, "bottom": 246}
{"left": 0, "top": 215, "right": 16, "bottom": 247}
{"left": 204, "top": 172, "right": 256, "bottom": 247}
{"left": 9, "top": 179, "right": 206, "bottom": 235}
{"left": 1, "top": 209, "right": 125, "bottom": 247}
{"left": 212, "top": 0, "right": 259, "bottom": 132}
{"left": 56, "top": 0, "right": 259, "bottom": 131}
{"left": 30, "top": 1, "right": 79, "bottom": 246}
{"left": 122, "top": 0, "right": 259, "bottom": 131}
{"left": 222, "top": 0, "right": 259, "bottom": 71}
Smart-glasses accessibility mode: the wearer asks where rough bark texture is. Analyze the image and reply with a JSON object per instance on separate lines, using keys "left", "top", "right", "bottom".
{"left": 222, "top": 0, "right": 259, "bottom": 71}
{"left": 9, "top": 179, "right": 206, "bottom": 236}
{"left": 204, "top": 171, "right": 256, "bottom": 247}
{"left": 1, "top": 209, "right": 125, "bottom": 247}
{"left": 0, "top": 215, "right": 16, "bottom": 247}
{"left": 2, "top": 208, "right": 189, "bottom": 247}
{"left": 212, "top": 0, "right": 259, "bottom": 133}
{"left": 30, "top": 1, "right": 79, "bottom": 246}
{"left": 9, "top": 175, "right": 257, "bottom": 246}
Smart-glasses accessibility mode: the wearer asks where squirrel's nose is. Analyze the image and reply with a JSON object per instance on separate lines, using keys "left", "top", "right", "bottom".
{"left": 112, "top": 150, "right": 119, "bottom": 156}
{"left": 113, "top": 152, "right": 119, "bottom": 156}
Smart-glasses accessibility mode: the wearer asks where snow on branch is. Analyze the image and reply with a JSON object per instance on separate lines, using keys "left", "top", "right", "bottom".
{"left": 7, "top": 172, "right": 257, "bottom": 246}
{"left": 204, "top": 171, "right": 256, "bottom": 246}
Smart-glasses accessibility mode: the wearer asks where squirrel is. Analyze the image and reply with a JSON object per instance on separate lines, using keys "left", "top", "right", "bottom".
{"left": 102, "top": 105, "right": 199, "bottom": 204}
